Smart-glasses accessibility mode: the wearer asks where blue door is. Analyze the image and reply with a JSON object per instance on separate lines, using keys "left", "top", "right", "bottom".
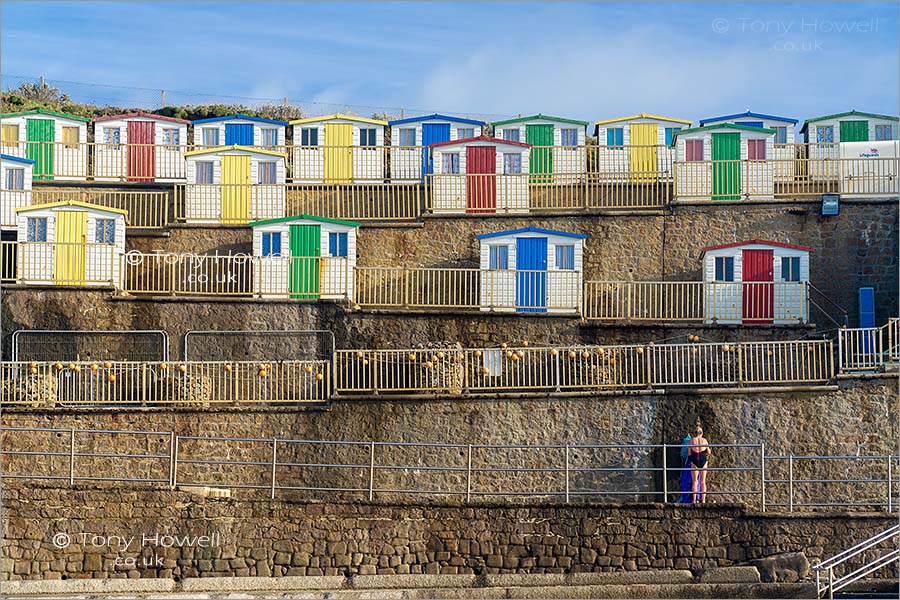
{"left": 516, "top": 237, "right": 547, "bottom": 313}
{"left": 738, "top": 121, "right": 764, "bottom": 129}
{"left": 225, "top": 123, "right": 255, "bottom": 145}
{"left": 421, "top": 123, "right": 450, "bottom": 180}
{"left": 860, "top": 287, "right": 875, "bottom": 354}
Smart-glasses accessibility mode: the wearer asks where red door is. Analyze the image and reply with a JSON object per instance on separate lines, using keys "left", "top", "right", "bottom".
{"left": 742, "top": 249, "right": 774, "bottom": 323}
{"left": 126, "top": 121, "right": 155, "bottom": 182}
{"left": 466, "top": 146, "right": 496, "bottom": 214}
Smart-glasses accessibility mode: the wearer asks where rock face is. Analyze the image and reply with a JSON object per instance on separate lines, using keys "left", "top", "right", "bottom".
{"left": 750, "top": 552, "right": 810, "bottom": 583}
{"left": 1, "top": 485, "right": 893, "bottom": 581}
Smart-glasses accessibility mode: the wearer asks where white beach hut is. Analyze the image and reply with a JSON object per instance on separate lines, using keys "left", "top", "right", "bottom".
{"left": 476, "top": 227, "right": 585, "bottom": 313}
{"left": 289, "top": 114, "right": 387, "bottom": 183}
{"left": 92, "top": 112, "right": 190, "bottom": 181}
{"left": 1, "top": 154, "right": 34, "bottom": 230}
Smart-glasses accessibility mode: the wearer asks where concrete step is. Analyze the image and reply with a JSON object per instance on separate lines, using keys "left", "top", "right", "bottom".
{"left": 1, "top": 571, "right": 817, "bottom": 599}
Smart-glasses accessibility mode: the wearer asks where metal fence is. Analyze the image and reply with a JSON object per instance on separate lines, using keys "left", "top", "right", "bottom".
{"left": 333, "top": 340, "right": 833, "bottom": 395}
{"left": 0, "top": 360, "right": 331, "bottom": 406}
{"left": 10, "top": 329, "right": 169, "bottom": 362}
{"left": 31, "top": 188, "right": 169, "bottom": 229}
{"left": 584, "top": 281, "right": 810, "bottom": 323}
{"left": 1, "top": 426, "right": 896, "bottom": 512}
{"left": 0, "top": 340, "right": 833, "bottom": 406}
{"left": 838, "top": 318, "right": 900, "bottom": 371}
{"left": 0, "top": 241, "right": 117, "bottom": 286}
{"left": 119, "top": 251, "right": 351, "bottom": 299}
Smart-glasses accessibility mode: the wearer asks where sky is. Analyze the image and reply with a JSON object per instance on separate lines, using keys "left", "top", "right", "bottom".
{"left": 1, "top": 1, "right": 898, "bottom": 123}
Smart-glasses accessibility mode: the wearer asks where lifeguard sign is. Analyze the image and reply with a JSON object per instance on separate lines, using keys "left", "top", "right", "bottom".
{"left": 839, "top": 140, "right": 899, "bottom": 198}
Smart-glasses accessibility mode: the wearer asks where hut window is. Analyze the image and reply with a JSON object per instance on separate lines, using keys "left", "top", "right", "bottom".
{"left": 328, "top": 232, "right": 348, "bottom": 257}
{"left": 441, "top": 153, "right": 460, "bottom": 174}
{"left": 300, "top": 128, "right": 318, "bottom": 146}
{"left": 359, "top": 129, "right": 376, "bottom": 147}
{"left": 561, "top": 129, "right": 578, "bottom": 147}
{"left": 26, "top": 217, "right": 47, "bottom": 242}
{"left": 781, "top": 257, "right": 801, "bottom": 282}
{"left": 502, "top": 129, "right": 520, "bottom": 143}
{"left": 606, "top": 128, "right": 623, "bottom": 147}
{"left": 398, "top": 129, "right": 416, "bottom": 146}
{"left": 258, "top": 162, "right": 277, "bottom": 184}
{"left": 748, "top": 140, "right": 766, "bottom": 160}
{"left": 260, "top": 128, "right": 278, "bottom": 146}
{"left": 482, "top": 350, "right": 501, "bottom": 376}
{"left": 202, "top": 128, "right": 220, "bottom": 146}
{"left": 1, "top": 124, "right": 19, "bottom": 147}
{"left": 665, "top": 127, "right": 681, "bottom": 146}
{"left": 162, "top": 128, "right": 180, "bottom": 146}
{"left": 875, "top": 125, "right": 893, "bottom": 141}
{"left": 488, "top": 245, "right": 508, "bottom": 270}
{"left": 103, "top": 127, "right": 121, "bottom": 149}
{"left": 555, "top": 245, "right": 575, "bottom": 270}
{"left": 774, "top": 126, "right": 787, "bottom": 144}
{"left": 62, "top": 127, "right": 79, "bottom": 149}
{"left": 261, "top": 232, "right": 281, "bottom": 257}
{"left": 6, "top": 168, "right": 24, "bottom": 190}
{"left": 714, "top": 257, "right": 734, "bottom": 282}
{"left": 685, "top": 140, "right": 703, "bottom": 162}
{"left": 195, "top": 162, "right": 214, "bottom": 184}
{"left": 816, "top": 126, "right": 833, "bottom": 143}
{"left": 457, "top": 128, "right": 474, "bottom": 140}
{"left": 95, "top": 219, "right": 116, "bottom": 244}
{"left": 503, "top": 153, "right": 522, "bottom": 175}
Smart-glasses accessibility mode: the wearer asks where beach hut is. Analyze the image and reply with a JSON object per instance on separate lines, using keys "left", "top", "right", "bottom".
{"left": 698, "top": 111, "right": 797, "bottom": 143}
{"left": 701, "top": 239, "right": 811, "bottom": 325}
{"left": 387, "top": 114, "right": 486, "bottom": 182}
{"left": 0, "top": 109, "right": 89, "bottom": 180}
{"left": 593, "top": 113, "right": 691, "bottom": 181}
{"left": 800, "top": 110, "right": 898, "bottom": 144}
{"left": 490, "top": 114, "right": 588, "bottom": 181}
{"left": 673, "top": 124, "right": 776, "bottom": 201}
{"left": 191, "top": 114, "right": 287, "bottom": 149}
{"left": 289, "top": 114, "right": 387, "bottom": 183}
{"left": 1, "top": 154, "right": 34, "bottom": 230}
{"left": 92, "top": 112, "right": 190, "bottom": 181}
{"left": 250, "top": 215, "right": 359, "bottom": 300}
{"left": 183, "top": 145, "right": 287, "bottom": 224}
{"left": 476, "top": 227, "right": 585, "bottom": 313}
{"left": 14, "top": 200, "right": 126, "bottom": 287}
{"left": 429, "top": 136, "right": 531, "bottom": 214}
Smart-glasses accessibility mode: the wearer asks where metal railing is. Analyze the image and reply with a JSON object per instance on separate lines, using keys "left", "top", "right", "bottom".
{"left": 0, "top": 360, "right": 331, "bottom": 406}
{"left": 674, "top": 157, "right": 899, "bottom": 202}
{"left": 119, "top": 251, "right": 352, "bottom": 299}
{"left": 813, "top": 524, "right": 900, "bottom": 598}
{"left": 31, "top": 188, "right": 169, "bottom": 229}
{"left": 174, "top": 183, "right": 422, "bottom": 223}
{"left": 839, "top": 318, "right": 900, "bottom": 372}
{"left": 584, "top": 281, "right": 809, "bottom": 323}
{"left": 0, "top": 189, "right": 31, "bottom": 228}
{"left": 354, "top": 266, "right": 582, "bottom": 312}
{"left": 2, "top": 426, "right": 897, "bottom": 515}
{"left": 0, "top": 340, "right": 833, "bottom": 405}
{"left": 333, "top": 340, "right": 833, "bottom": 395}
{"left": 0, "top": 241, "right": 117, "bottom": 286}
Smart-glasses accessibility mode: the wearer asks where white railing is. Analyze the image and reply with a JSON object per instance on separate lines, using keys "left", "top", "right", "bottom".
{"left": 838, "top": 318, "right": 900, "bottom": 371}
{"left": 813, "top": 524, "right": 900, "bottom": 598}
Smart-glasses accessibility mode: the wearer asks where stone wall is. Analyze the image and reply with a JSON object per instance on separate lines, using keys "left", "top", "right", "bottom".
{"left": 2, "top": 484, "right": 895, "bottom": 581}
{"left": 2, "top": 377, "right": 896, "bottom": 509}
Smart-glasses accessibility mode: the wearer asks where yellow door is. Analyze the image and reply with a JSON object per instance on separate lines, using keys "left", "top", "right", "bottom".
{"left": 54, "top": 211, "right": 86, "bottom": 285}
{"left": 221, "top": 154, "right": 251, "bottom": 223}
{"left": 324, "top": 123, "right": 352, "bottom": 183}
{"left": 629, "top": 123, "right": 658, "bottom": 182}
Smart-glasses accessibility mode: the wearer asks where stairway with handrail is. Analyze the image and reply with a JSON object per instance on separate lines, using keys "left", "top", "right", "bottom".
{"left": 812, "top": 524, "right": 900, "bottom": 598}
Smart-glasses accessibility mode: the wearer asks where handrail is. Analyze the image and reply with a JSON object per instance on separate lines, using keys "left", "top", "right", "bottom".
{"left": 813, "top": 524, "right": 900, "bottom": 597}
{"left": 807, "top": 282, "right": 849, "bottom": 328}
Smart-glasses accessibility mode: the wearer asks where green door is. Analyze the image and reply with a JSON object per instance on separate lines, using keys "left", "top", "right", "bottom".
{"left": 712, "top": 132, "right": 741, "bottom": 201}
{"left": 26, "top": 119, "right": 54, "bottom": 180}
{"left": 289, "top": 224, "right": 321, "bottom": 299}
{"left": 840, "top": 120, "right": 869, "bottom": 142}
{"left": 526, "top": 124, "right": 554, "bottom": 183}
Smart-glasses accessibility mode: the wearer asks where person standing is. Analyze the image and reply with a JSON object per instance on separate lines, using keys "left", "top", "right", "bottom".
{"left": 678, "top": 432, "right": 693, "bottom": 503}
{"left": 688, "top": 423, "right": 711, "bottom": 503}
